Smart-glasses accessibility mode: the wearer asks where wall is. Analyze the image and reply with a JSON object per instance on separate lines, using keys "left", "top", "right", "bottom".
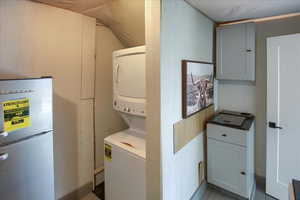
{"left": 33, "top": 0, "right": 146, "bottom": 47}
{"left": 109, "top": 0, "right": 145, "bottom": 47}
{"left": 145, "top": 0, "right": 162, "bottom": 199}
{"left": 160, "top": 1, "right": 214, "bottom": 199}
{"left": 94, "top": 25, "right": 127, "bottom": 183}
{"left": 217, "top": 16, "right": 300, "bottom": 177}
{"left": 0, "top": 0, "right": 96, "bottom": 199}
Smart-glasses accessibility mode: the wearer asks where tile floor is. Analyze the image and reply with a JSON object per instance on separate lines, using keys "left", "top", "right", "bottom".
{"left": 81, "top": 193, "right": 100, "bottom": 200}
{"left": 93, "top": 182, "right": 105, "bottom": 200}
{"left": 202, "top": 183, "right": 276, "bottom": 200}
{"left": 81, "top": 181, "right": 277, "bottom": 200}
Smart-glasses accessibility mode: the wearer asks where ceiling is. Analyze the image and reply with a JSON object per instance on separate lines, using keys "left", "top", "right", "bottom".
{"left": 31, "top": 0, "right": 145, "bottom": 47}
{"left": 186, "top": 0, "right": 300, "bottom": 22}
{"left": 30, "top": 0, "right": 300, "bottom": 45}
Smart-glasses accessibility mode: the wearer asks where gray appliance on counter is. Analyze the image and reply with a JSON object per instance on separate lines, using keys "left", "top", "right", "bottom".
{"left": 0, "top": 78, "right": 54, "bottom": 200}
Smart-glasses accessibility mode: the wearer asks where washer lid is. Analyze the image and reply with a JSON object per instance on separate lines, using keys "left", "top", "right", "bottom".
{"left": 104, "top": 130, "right": 146, "bottom": 159}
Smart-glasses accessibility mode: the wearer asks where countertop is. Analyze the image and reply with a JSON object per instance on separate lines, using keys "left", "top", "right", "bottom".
{"left": 207, "top": 110, "right": 255, "bottom": 131}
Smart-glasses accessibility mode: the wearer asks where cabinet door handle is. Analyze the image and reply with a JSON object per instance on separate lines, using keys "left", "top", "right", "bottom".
{"left": 241, "top": 171, "right": 246, "bottom": 175}
{"left": 221, "top": 134, "right": 227, "bottom": 137}
{"left": 246, "top": 49, "right": 252, "bottom": 52}
{"left": 0, "top": 153, "right": 8, "bottom": 161}
{"left": 115, "top": 64, "right": 120, "bottom": 83}
{"left": 0, "top": 131, "right": 8, "bottom": 138}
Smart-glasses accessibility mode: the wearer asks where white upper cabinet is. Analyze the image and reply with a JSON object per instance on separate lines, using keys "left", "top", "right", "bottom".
{"left": 217, "top": 22, "right": 255, "bottom": 81}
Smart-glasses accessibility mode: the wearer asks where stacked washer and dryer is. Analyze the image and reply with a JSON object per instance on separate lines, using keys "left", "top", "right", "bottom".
{"left": 104, "top": 46, "right": 146, "bottom": 200}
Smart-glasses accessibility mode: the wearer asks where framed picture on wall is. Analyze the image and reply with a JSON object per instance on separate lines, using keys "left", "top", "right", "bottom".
{"left": 182, "top": 60, "right": 214, "bottom": 118}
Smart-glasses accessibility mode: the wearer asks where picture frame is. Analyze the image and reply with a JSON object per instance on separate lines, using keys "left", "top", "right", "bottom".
{"left": 182, "top": 60, "right": 214, "bottom": 118}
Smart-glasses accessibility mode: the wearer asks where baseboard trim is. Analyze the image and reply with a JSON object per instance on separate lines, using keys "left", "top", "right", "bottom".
{"left": 95, "top": 170, "right": 105, "bottom": 186}
{"left": 190, "top": 182, "right": 208, "bottom": 200}
{"left": 58, "top": 182, "right": 93, "bottom": 200}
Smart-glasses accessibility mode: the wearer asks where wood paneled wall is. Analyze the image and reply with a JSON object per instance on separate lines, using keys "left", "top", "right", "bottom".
{"left": 173, "top": 105, "right": 215, "bottom": 153}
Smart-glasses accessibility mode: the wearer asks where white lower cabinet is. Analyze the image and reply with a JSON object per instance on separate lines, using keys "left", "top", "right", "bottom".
{"left": 207, "top": 123, "right": 255, "bottom": 199}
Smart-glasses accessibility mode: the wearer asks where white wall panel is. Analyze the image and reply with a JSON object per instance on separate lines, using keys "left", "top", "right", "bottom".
{"left": 94, "top": 25, "right": 127, "bottom": 172}
{"left": 78, "top": 99, "right": 94, "bottom": 187}
{"left": 160, "top": 1, "right": 214, "bottom": 199}
{"left": 81, "top": 16, "right": 96, "bottom": 99}
{"left": 217, "top": 81, "right": 256, "bottom": 113}
{"left": 145, "top": 0, "right": 162, "bottom": 199}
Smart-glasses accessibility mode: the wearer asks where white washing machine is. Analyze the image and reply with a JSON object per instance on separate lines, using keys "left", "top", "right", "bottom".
{"left": 105, "top": 45, "right": 146, "bottom": 200}
{"left": 104, "top": 130, "right": 145, "bottom": 200}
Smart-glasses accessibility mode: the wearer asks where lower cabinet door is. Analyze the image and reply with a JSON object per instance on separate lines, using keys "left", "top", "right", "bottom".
{"left": 207, "top": 138, "right": 247, "bottom": 197}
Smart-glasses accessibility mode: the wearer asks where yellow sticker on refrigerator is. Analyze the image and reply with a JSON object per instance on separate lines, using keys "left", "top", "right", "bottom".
{"left": 2, "top": 98, "right": 31, "bottom": 132}
{"left": 105, "top": 144, "right": 112, "bottom": 161}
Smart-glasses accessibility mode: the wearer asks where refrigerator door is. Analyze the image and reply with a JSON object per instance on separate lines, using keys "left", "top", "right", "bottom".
{"left": 0, "top": 131, "right": 54, "bottom": 200}
{"left": 0, "top": 78, "right": 53, "bottom": 145}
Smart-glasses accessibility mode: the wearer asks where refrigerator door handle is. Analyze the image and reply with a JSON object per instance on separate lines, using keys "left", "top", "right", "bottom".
{"left": 0, "top": 153, "right": 8, "bottom": 161}
{"left": 0, "top": 131, "right": 8, "bottom": 138}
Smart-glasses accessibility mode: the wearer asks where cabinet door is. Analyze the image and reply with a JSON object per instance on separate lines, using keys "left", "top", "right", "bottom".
{"left": 245, "top": 22, "right": 255, "bottom": 81}
{"left": 217, "top": 22, "right": 255, "bottom": 81}
{"left": 207, "top": 138, "right": 247, "bottom": 197}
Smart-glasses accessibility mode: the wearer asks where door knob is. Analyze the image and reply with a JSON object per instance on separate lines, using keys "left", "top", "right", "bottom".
{"left": 269, "top": 122, "right": 283, "bottom": 129}
{"left": 0, "top": 153, "right": 8, "bottom": 161}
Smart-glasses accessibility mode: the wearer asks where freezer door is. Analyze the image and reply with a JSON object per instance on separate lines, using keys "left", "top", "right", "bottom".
{"left": 0, "top": 78, "right": 53, "bottom": 145}
{"left": 0, "top": 131, "right": 54, "bottom": 200}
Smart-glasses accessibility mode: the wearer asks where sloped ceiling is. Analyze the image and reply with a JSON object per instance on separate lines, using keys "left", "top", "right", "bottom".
{"left": 31, "top": 0, "right": 145, "bottom": 47}
{"left": 186, "top": 0, "right": 300, "bottom": 22}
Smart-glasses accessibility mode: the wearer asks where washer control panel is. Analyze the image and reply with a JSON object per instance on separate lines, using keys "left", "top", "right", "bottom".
{"left": 113, "top": 99, "right": 145, "bottom": 116}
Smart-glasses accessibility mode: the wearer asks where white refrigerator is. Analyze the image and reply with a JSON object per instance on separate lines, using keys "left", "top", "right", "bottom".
{"left": 0, "top": 78, "right": 54, "bottom": 200}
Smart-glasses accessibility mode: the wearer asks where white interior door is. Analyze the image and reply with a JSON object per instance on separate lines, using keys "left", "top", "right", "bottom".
{"left": 267, "top": 33, "right": 300, "bottom": 200}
